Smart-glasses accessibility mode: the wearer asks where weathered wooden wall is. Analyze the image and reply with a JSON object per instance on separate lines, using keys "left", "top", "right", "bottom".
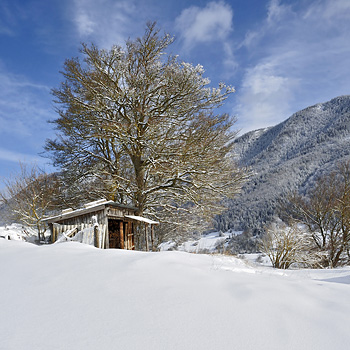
{"left": 54, "top": 209, "right": 107, "bottom": 227}
{"left": 52, "top": 223, "right": 108, "bottom": 248}
{"left": 107, "top": 207, "right": 135, "bottom": 218}
{"left": 48, "top": 204, "right": 139, "bottom": 249}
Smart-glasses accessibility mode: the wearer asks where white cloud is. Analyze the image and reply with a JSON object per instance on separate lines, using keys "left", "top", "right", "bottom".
{"left": 0, "top": 64, "right": 55, "bottom": 179}
{"left": 75, "top": 10, "right": 95, "bottom": 36}
{"left": 71, "top": 0, "right": 140, "bottom": 48}
{"left": 0, "top": 2, "right": 25, "bottom": 36}
{"left": 0, "top": 148, "right": 41, "bottom": 164}
{"left": 0, "top": 64, "right": 52, "bottom": 136}
{"left": 0, "top": 63, "right": 55, "bottom": 175}
{"left": 222, "top": 42, "right": 238, "bottom": 76}
{"left": 236, "top": 60, "right": 298, "bottom": 133}
{"left": 175, "top": 1, "right": 233, "bottom": 50}
{"left": 240, "top": 0, "right": 292, "bottom": 49}
{"left": 303, "top": 0, "right": 350, "bottom": 21}
{"left": 266, "top": 0, "right": 292, "bottom": 25}
{"left": 235, "top": 0, "right": 350, "bottom": 133}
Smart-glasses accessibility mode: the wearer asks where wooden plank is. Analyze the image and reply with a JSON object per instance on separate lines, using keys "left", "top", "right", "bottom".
{"left": 101, "top": 224, "right": 106, "bottom": 249}
{"left": 94, "top": 225, "right": 99, "bottom": 248}
{"left": 151, "top": 225, "right": 155, "bottom": 251}
{"left": 106, "top": 225, "right": 110, "bottom": 249}
{"left": 53, "top": 223, "right": 59, "bottom": 242}
{"left": 119, "top": 221, "right": 124, "bottom": 249}
{"left": 145, "top": 224, "right": 149, "bottom": 252}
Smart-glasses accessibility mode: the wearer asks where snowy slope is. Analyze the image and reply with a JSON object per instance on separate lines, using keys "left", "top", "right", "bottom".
{"left": 1, "top": 239, "right": 350, "bottom": 350}
{"left": 159, "top": 231, "right": 236, "bottom": 253}
{"left": 217, "top": 95, "right": 350, "bottom": 233}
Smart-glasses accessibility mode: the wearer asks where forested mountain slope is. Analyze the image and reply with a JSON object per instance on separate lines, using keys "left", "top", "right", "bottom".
{"left": 215, "top": 95, "right": 350, "bottom": 234}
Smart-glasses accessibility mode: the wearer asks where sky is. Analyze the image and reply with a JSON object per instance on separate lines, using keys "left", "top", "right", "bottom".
{"left": 0, "top": 0, "right": 349, "bottom": 182}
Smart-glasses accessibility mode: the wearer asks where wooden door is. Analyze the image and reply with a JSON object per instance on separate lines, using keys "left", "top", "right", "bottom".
{"left": 108, "top": 220, "right": 122, "bottom": 249}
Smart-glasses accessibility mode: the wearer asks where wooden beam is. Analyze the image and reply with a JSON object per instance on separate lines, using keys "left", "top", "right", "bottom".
{"left": 151, "top": 225, "right": 155, "bottom": 251}
{"left": 145, "top": 224, "right": 149, "bottom": 252}
{"left": 119, "top": 221, "right": 124, "bottom": 249}
{"left": 94, "top": 225, "right": 100, "bottom": 248}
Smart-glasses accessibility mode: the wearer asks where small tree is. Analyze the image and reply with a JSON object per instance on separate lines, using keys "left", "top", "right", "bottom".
{"left": 259, "top": 220, "right": 319, "bottom": 269}
{"left": 0, "top": 163, "right": 60, "bottom": 241}
{"left": 283, "top": 161, "right": 350, "bottom": 267}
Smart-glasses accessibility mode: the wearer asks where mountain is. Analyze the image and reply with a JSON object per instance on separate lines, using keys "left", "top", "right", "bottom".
{"left": 215, "top": 95, "right": 350, "bottom": 235}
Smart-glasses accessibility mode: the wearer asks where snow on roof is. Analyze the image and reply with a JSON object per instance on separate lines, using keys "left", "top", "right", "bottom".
{"left": 84, "top": 199, "right": 110, "bottom": 208}
{"left": 43, "top": 201, "right": 158, "bottom": 225}
{"left": 124, "top": 215, "right": 159, "bottom": 225}
{"left": 43, "top": 201, "right": 137, "bottom": 223}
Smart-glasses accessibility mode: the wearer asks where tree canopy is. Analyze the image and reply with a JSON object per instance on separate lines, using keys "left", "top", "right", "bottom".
{"left": 46, "top": 22, "right": 247, "bottom": 242}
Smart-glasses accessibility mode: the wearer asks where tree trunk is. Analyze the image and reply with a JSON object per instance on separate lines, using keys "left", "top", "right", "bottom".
{"left": 131, "top": 155, "right": 146, "bottom": 215}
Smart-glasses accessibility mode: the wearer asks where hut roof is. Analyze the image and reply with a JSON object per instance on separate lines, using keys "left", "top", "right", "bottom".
{"left": 43, "top": 200, "right": 138, "bottom": 223}
{"left": 125, "top": 215, "right": 159, "bottom": 225}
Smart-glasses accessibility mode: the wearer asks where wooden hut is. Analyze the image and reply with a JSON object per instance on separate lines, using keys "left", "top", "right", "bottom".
{"left": 43, "top": 199, "right": 159, "bottom": 250}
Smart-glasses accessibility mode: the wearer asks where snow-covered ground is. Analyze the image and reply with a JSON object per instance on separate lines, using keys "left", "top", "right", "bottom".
{"left": 160, "top": 231, "right": 240, "bottom": 253}
{"left": 1, "top": 238, "right": 350, "bottom": 350}
{"left": 0, "top": 223, "right": 27, "bottom": 241}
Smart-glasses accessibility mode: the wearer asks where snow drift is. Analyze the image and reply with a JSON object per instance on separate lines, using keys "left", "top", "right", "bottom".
{"left": 1, "top": 239, "right": 349, "bottom": 350}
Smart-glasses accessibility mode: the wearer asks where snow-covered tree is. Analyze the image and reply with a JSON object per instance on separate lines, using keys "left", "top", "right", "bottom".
{"left": 259, "top": 220, "right": 320, "bottom": 269}
{"left": 285, "top": 161, "right": 350, "bottom": 267}
{"left": 0, "top": 163, "right": 60, "bottom": 241}
{"left": 46, "top": 22, "right": 248, "bottom": 242}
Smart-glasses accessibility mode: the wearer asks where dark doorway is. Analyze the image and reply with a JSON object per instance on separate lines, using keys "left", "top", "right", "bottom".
{"left": 108, "top": 220, "right": 123, "bottom": 249}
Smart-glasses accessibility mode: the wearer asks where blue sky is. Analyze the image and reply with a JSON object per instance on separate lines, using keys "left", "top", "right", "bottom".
{"left": 0, "top": 0, "right": 350, "bottom": 182}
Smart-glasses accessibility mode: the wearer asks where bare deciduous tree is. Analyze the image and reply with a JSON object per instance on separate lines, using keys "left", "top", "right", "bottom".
{"left": 45, "top": 22, "right": 248, "bottom": 244}
{"left": 0, "top": 163, "right": 60, "bottom": 241}
{"left": 283, "top": 161, "right": 350, "bottom": 267}
{"left": 259, "top": 220, "right": 320, "bottom": 269}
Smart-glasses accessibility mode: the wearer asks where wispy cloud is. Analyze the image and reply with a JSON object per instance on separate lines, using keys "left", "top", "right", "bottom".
{"left": 0, "top": 148, "right": 42, "bottom": 164}
{"left": 0, "top": 1, "right": 26, "bottom": 36}
{"left": 235, "top": 0, "right": 350, "bottom": 133}
{"left": 266, "top": 0, "right": 292, "bottom": 25}
{"left": 303, "top": 0, "right": 350, "bottom": 21}
{"left": 0, "top": 63, "right": 52, "bottom": 136}
{"left": 70, "top": 0, "right": 142, "bottom": 48}
{"left": 236, "top": 58, "right": 299, "bottom": 133}
{"left": 175, "top": 1, "right": 233, "bottom": 51}
{"left": 0, "top": 60, "right": 55, "bottom": 172}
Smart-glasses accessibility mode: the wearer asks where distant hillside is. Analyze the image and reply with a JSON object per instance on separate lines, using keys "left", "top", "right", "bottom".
{"left": 215, "top": 95, "right": 350, "bottom": 235}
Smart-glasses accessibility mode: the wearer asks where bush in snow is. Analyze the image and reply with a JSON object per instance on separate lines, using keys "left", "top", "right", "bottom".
{"left": 283, "top": 161, "right": 350, "bottom": 268}
{"left": 259, "top": 220, "right": 321, "bottom": 269}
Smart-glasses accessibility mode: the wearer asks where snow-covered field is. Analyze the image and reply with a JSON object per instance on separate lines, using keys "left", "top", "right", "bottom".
{"left": 1, "top": 238, "right": 350, "bottom": 350}
{"left": 159, "top": 231, "right": 233, "bottom": 253}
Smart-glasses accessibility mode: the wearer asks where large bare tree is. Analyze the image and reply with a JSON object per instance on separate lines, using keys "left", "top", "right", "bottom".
{"left": 46, "top": 23, "right": 248, "bottom": 241}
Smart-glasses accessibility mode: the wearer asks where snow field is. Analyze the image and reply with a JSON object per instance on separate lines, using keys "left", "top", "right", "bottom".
{"left": 1, "top": 239, "right": 350, "bottom": 350}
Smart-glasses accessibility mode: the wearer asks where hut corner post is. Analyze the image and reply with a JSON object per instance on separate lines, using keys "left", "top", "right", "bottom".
{"left": 145, "top": 224, "right": 149, "bottom": 252}
{"left": 119, "top": 221, "right": 124, "bottom": 249}
{"left": 94, "top": 224, "right": 100, "bottom": 248}
{"left": 151, "top": 225, "right": 155, "bottom": 251}
{"left": 145, "top": 223, "right": 156, "bottom": 252}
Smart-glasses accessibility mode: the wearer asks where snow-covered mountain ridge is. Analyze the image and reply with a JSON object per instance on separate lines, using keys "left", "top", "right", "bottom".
{"left": 216, "top": 95, "right": 350, "bottom": 234}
